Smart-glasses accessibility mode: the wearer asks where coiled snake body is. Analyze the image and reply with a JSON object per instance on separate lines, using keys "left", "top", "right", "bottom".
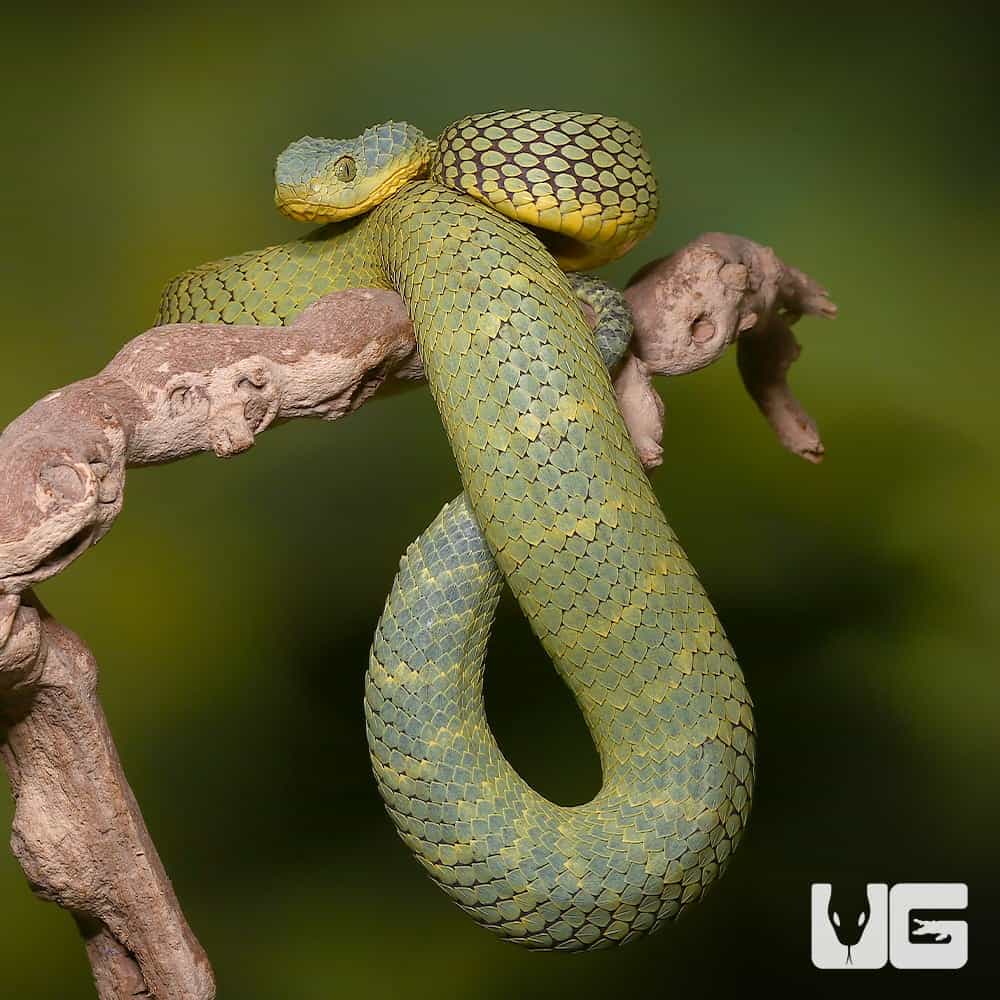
{"left": 160, "top": 111, "right": 754, "bottom": 951}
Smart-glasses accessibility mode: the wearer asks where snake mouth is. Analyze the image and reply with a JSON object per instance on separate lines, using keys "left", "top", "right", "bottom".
{"left": 273, "top": 187, "right": 352, "bottom": 223}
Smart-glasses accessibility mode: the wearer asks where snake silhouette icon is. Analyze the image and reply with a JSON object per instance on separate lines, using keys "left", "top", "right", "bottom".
{"left": 827, "top": 883, "right": 873, "bottom": 964}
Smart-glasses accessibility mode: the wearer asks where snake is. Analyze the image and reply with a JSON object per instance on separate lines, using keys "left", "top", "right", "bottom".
{"left": 158, "top": 110, "right": 755, "bottom": 951}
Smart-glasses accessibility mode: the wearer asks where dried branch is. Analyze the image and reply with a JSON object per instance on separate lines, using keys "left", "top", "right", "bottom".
{"left": 0, "top": 233, "right": 834, "bottom": 998}
{"left": 625, "top": 232, "right": 837, "bottom": 464}
{"left": 0, "top": 595, "right": 214, "bottom": 999}
{"left": 0, "top": 289, "right": 417, "bottom": 998}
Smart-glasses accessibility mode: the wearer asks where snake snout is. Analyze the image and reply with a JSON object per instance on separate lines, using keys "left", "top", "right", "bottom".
{"left": 273, "top": 180, "right": 347, "bottom": 223}
{"left": 273, "top": 183, "right": 312, "bottom": 220}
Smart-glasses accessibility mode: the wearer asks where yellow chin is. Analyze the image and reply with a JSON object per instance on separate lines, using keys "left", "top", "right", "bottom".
{"left": 275, "top": 163, "right": 427, "bottom": 223}
{"left": 273, "top": 191, "right": 354, "bottom": 222}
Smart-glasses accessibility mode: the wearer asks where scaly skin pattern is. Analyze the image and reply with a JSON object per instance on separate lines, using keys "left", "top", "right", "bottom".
{"left": 157, "top": 220, "right": 385, "bottom": 326}
{"left": 431, "top": 110, "right": 658, "bottom": 271}
{"left": 568, "top": 273, "right": 635, "bottom": 364}
{"left": 158, "top": 112, "right": 754, "bottom": 951}
{"left": 365, "top": 183, "right": 753, "bottom": 949}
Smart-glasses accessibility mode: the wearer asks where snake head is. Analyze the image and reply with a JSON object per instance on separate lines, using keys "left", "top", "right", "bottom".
{"left": 274, "top": 122, "right": 432, "bottom": 222}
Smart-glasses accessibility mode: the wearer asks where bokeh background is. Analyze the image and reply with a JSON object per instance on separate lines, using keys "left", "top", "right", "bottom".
{"left": 1, "top": 3, "right": 997, "bottom": 995}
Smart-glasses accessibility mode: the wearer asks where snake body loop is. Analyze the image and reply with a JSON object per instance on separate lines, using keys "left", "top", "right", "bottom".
{"left": 159, "top": 111, "right": 755, "bottom": 951}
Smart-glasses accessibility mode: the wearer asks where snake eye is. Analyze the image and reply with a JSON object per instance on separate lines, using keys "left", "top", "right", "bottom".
{"left": 333, "top": 155, "right": 357, "bottom": 182}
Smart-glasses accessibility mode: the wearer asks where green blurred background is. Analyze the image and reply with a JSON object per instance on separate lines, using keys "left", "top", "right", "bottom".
{"left": 1, "top": 2, "right": 997, "bottom": 994}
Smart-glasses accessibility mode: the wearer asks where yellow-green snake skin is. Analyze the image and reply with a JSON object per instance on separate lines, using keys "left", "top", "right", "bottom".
{"left": 159, "top": 111, "right": 755, "bottom": 951}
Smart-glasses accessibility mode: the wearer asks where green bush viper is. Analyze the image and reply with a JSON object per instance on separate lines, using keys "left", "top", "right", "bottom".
{"left": 158, "top": 110, "right": 755, "bottom": 951}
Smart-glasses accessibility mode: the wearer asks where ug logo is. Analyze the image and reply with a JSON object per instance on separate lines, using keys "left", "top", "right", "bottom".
{"left": 810, "top": 882, "right": 968, "bottom": 970}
